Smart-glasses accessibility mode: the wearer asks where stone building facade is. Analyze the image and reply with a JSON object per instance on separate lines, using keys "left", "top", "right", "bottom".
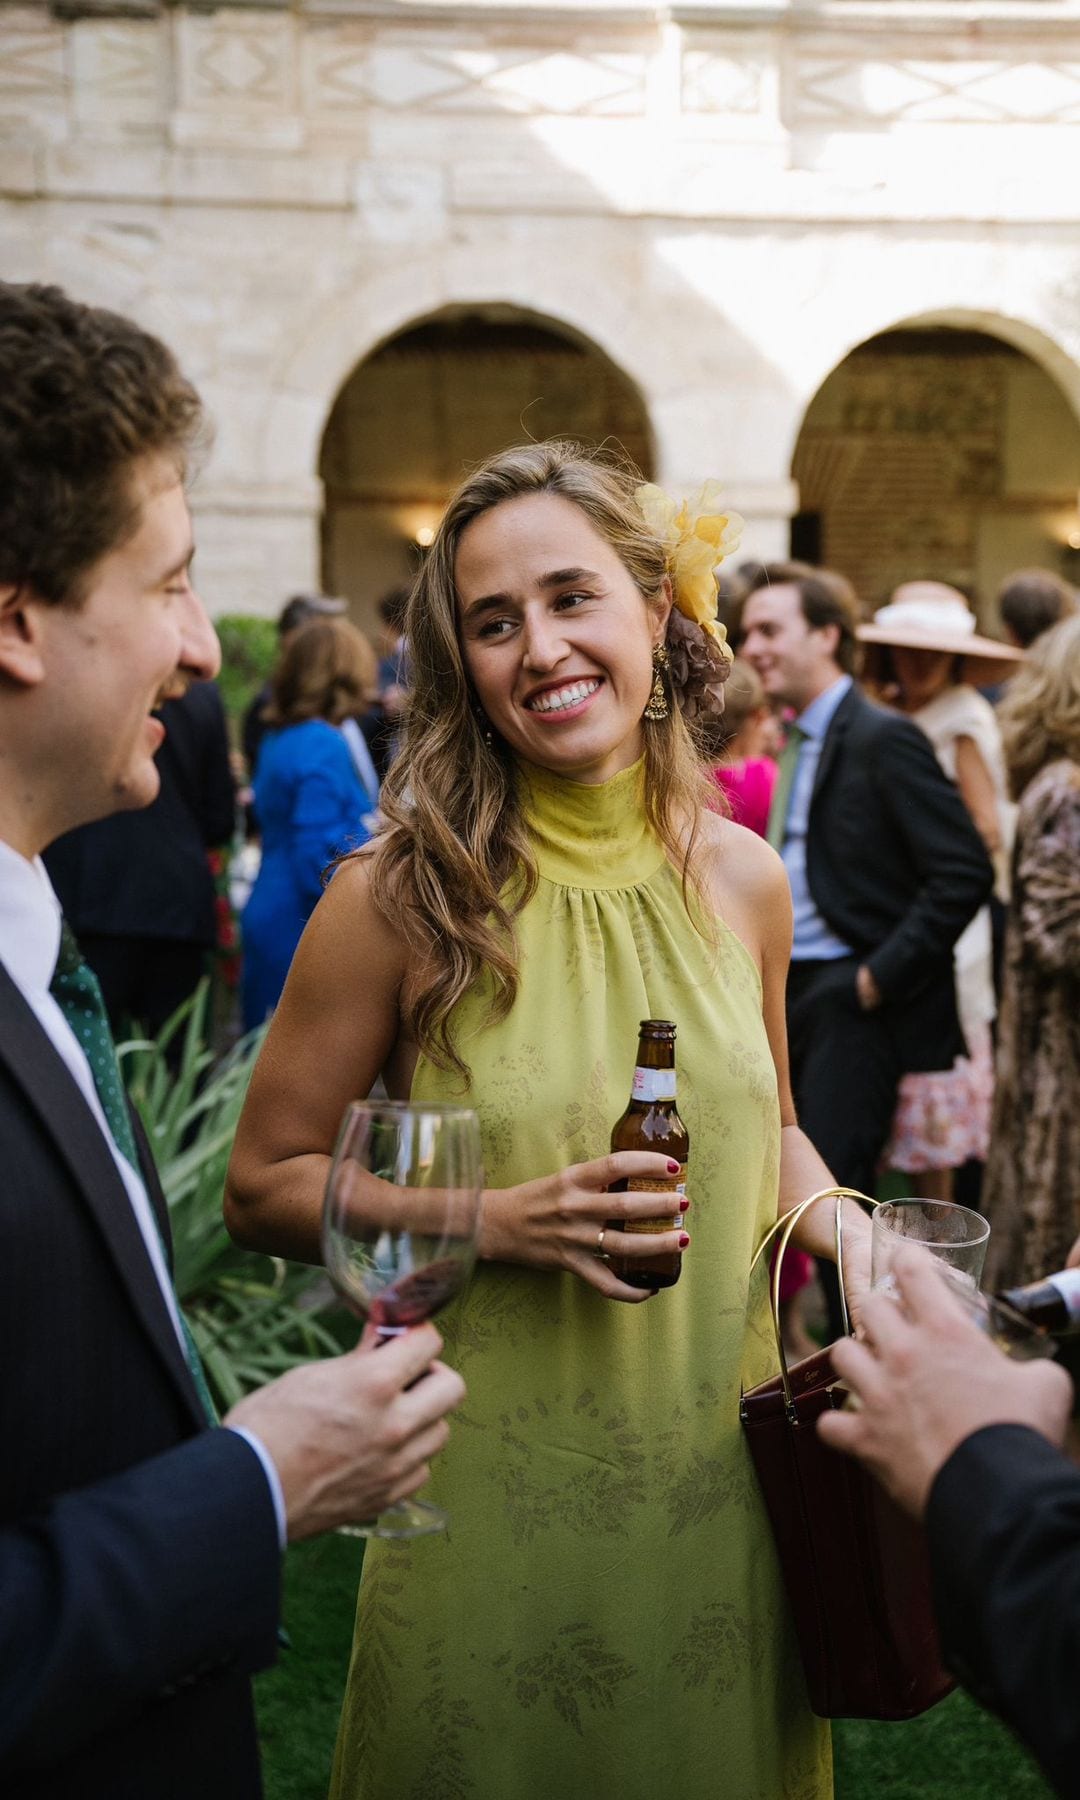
{"left": 3, "top": 0, "right": 1080, "bottom": 622}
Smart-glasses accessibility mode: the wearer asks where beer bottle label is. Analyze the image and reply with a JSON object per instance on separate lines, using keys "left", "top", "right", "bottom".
{"left": 632, "top": 1067, "right": 676, "bottom": 1102}
{"left": 1047, "top": 1270, "right": 1080, "bottom": 1324}
{"left": 623, "top": 1170, "right": 686, "bottom": 1233}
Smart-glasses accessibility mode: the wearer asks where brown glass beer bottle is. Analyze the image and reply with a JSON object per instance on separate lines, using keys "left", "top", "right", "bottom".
{"left": 607, "top": 1019, "right": 689, "bottom": 1290}
{"left": 997, "top": 1268, "right": 1080, "bottom": 1337}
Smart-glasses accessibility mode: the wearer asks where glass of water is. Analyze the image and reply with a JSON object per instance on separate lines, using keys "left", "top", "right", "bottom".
{"left": 871, "top": 1198, "right": 990, "bottom": 1296}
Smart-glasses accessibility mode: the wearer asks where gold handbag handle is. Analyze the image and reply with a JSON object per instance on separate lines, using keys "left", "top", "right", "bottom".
{"left": 747, "top": 1186, "right": 876, "bottom": 1412}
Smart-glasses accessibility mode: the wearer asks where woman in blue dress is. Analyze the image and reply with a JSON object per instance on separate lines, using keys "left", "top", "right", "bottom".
{"left": 242, "top": 616, "right": 378, "bottom": 1028}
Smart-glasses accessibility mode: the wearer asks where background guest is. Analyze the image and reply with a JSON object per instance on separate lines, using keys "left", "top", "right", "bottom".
{"left": 998, "top": 567, "right": 1078, "bottom": 651}
{"left": 241, "top": 617, "right": 376, "bottom": 1030}
{"left": 707, "top": 656, "right": 780, "bottom": 836}
{"left": 741, "top": 562, "right": 994, "bottom": 1336}
{"left": 241, "top": 592, "right": 347, "bottom": 783}
{"left": 858, "top": 581, "right": 1019, "bottom": 1203}
{"left": 705, "top": 655, "right": 815, "bottom": 1356}
{"left": 982, "top": 613, "right": 1080, "bottom": 1289}
{"left": 366, "top": 583, "right": 412, "bottom": 775}
{"left": 45, "top": 678, "right": 236, "bottom": 1046}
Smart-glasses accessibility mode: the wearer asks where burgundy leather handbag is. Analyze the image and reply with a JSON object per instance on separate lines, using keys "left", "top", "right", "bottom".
{"left": 740, "top": 1187, "right": 955, "bottom": 1721}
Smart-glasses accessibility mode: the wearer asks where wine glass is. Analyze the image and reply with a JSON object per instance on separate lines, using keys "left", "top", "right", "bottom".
{"left": 322, "top": 1099, "right": 483, "bottom": 1538}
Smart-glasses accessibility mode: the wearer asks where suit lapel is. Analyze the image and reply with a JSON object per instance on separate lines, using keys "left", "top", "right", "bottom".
{"left": 810, "top": 681, "right": 859, "bottom": 808}
{"left": 130, "top": 1101, "right": 173, "bottom": 1251}
{"left": 0, "top": 965, "right": 204, "bottom": 1427}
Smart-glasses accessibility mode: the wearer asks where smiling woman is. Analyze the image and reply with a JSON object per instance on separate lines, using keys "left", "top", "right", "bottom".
{"left": 457, "top": 494, "right": 661, "bottom": 782}
{"left": 226, "top": 439, "right": 870, "bottom": 1800}
{"left": 368, "top": 444, "right": 732, "bottom": 1077}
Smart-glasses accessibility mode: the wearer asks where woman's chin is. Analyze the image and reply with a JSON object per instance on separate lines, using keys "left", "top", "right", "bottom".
{"left": 521, "top": 732, "right": 644, "bottom": 785}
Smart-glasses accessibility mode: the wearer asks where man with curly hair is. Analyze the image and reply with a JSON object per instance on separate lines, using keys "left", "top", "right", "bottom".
{"left": 0, "top": 282, "right": 464, "bottom": 1799}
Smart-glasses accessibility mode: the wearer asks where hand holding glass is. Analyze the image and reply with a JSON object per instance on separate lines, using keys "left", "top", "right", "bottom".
{"left": 871, "top": 1199, "right": 990, "bottom": 1295}
{"left": 871, "top": 1198, "right": 1055, "bottom": 1362}
{"left": 322, "top": 1100, "right": 482, "bottom": 1537}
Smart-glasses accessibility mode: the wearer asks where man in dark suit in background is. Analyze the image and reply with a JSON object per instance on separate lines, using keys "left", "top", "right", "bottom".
{"left": 820, "top": 1249, "right": 1077, "bottom": 1798}
{"left": 45, "top": 676, "right": 236, "bottom": 1040}
{"left": 741, "top": 563, "right": 993, "bottom": 1329}
{"left": 0, "top": 280, "right": 465, "bottom": 1798}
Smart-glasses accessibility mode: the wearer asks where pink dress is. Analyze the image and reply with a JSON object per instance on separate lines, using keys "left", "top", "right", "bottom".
{"left": 713, "top": 756, "right": 777, "bottom": 838}
{"left": 714, "top": 754, "right": 811, "bottom": 1303}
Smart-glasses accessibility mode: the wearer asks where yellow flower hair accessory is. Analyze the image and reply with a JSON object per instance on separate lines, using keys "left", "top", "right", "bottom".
{"left": 635, "top": 479, "right": 742, "bottom": 654}
{"left": 635, "top": 479, "right": 742, "bottom": 722}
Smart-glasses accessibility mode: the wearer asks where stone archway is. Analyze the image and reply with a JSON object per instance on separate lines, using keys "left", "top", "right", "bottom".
{"left": 317, "top": 303, "right": 655, "bottom": 626}
{"left": 790, "top": 321, "right": 1080, "bottom": 615}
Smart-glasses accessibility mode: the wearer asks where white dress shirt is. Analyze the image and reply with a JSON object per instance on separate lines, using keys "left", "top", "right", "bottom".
{"left": 0, "top": 837, "right": 285, "bottom": 1545}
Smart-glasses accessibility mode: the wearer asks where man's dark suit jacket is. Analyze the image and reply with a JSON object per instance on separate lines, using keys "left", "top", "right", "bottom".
{"left": 0, "top": 963, "right": 280, "bottom": 1797}
{"left": 45, "top": 680, "right": 235, "bottom": 947}
{"left": 802, "top": 683, "right": 994, "bottom": 1073}
{"left": 928, "top": 1424, "right": 1080, "bottom": 1798}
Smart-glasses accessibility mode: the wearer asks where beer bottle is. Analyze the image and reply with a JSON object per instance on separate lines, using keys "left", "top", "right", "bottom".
{"left": 607, "top": 1019, "right": 689, "bottom": 1290}
{"left": 998, "top": 1268, "right": 1080, "bottom": 1337}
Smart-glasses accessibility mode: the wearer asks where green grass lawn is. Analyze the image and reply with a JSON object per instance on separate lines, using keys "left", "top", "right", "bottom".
{"left": 256, "top": 1534, "right": 363, "bottom": 1800}
{"left": 257, "top": 1536, "right": 1052, "bottom": 1799}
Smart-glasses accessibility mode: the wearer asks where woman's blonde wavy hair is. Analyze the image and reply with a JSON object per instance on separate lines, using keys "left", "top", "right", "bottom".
{"left": 366, "top": 440, "right": 715, "bottom": 1079}
{"left": 999, "top": 611, "right": 1080, "bottom": 799}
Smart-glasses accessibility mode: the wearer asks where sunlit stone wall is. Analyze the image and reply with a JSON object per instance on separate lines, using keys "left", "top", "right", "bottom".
{"left": 3, "top": 0, "right": 1080, "bottom": 616}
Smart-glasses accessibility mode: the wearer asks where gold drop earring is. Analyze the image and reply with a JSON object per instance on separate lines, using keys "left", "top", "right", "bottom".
{"left": 643, "top": 643, "right": 670, "bottom": 721}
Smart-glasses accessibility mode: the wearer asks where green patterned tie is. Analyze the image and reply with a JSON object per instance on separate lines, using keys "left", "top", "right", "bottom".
{"left": 50, "top": 921, "right": 217, "bottom": 1423}
{"left": 765, "top": 725, "right": 806, "bottom": 852}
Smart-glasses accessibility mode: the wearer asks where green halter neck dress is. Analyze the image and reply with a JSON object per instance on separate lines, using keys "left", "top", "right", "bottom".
{"left": 330, "top": 758, "right": 831, "bottom": 1800}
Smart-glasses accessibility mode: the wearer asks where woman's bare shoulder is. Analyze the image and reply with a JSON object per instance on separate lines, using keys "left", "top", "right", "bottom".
{"left": 695, "top": 809, "right": 789, "bottom": 905}
{"left": 291, "top": 847, "right": 413, "bottom": 1001}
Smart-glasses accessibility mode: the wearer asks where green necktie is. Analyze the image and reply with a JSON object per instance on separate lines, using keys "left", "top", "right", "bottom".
{"left": 766, "top": 725, "right": 806, "bottom": 852}
{"left": 50, "top": 921, "right": 216, "bottom": 1424}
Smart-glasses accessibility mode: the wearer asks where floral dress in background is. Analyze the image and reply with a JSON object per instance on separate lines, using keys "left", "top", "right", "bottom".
{"left": 982, "top": 759, "right": 1080, "bottom": 1288}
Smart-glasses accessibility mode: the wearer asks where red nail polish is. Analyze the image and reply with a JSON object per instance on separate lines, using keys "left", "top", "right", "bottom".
{"left": 678, "top": 1197, "right": 690, "bottom": 1213}
{"left": 678, "top": 1233, "right": 690, "bottom": 1249}
{"left": 667, "top": 1160, "right": 680, "bottom": 1174}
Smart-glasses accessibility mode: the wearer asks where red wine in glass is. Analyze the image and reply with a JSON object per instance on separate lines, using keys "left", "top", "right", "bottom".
{"left": 322, "top": 1100, "right": 482, "bottom": 1538}
{"left": 367, "top": 1259, "right": 469, "bottom": 1334}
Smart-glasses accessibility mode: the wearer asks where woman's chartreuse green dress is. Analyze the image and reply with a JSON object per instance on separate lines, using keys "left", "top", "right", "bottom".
{"left": 330, "top": 759, "right": 831, "bottom": 1800}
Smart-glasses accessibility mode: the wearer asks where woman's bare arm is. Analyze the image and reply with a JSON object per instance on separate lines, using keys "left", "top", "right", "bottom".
{"left": 225, "top": 856, "right": 410, "bottom": 1262}
{"left": 955, "top": 734, "right": 1002, "bottom": 856}
{"left": 225, "top": 856, "right": 688, "bottom": 1296}
{"left": 705, "top": 818, "right": 872, "bottom": 1302}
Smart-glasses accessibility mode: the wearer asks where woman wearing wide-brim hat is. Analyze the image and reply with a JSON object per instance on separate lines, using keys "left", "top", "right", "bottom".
{"left": 858, "top": 582, "right": 1020, "bottom": 1202}
{"left": 858, "top": 580, "right": 1024, "bottom": 691}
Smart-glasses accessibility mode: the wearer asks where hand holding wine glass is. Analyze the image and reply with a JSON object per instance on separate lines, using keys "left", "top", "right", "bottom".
{"left": 321, "top": 1100, "right": 482, "bottom": 1537}
{"left": 226, "top": 1322, "right": 464, "bottom": 1541}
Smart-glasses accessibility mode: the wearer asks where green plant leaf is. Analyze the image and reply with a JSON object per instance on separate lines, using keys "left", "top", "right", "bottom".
{"left": 119, "top": 982, "right": 337, "bottom": 1411}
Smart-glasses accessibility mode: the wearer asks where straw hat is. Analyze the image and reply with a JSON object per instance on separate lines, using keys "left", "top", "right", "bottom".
{"left": 858, "top": 582, "right": 1024, "bottom": 687}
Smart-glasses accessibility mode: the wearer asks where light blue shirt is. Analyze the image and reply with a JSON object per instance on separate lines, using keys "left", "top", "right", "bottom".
{"left": 781, "top": 674, "right": 855, "bottom": 962}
